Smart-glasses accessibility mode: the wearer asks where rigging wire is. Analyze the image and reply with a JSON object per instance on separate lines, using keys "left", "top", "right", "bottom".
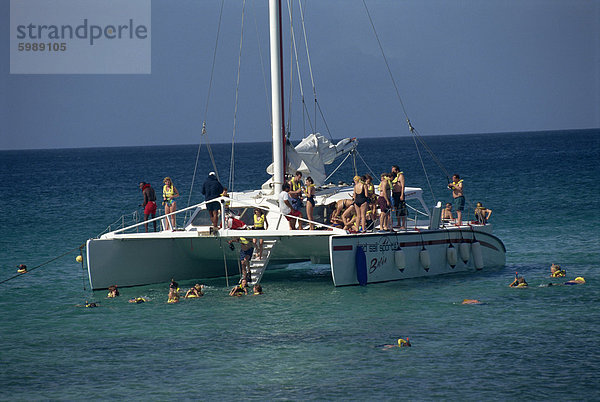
{"left": 0, "top": 245, "right": 85, "bottom": 286}
{"left": 229, "top": 0, "right": 248, "bottom": 192}
{"left": 297, "top": 0, "right": 319, "bottom": 134}
{"left": 252, "top": 0, "right": 272, "bottom": 128}
{"left": 187, "top": 0, "right": 225, "bottom": 212}
{"left": 362, "top": 0, "right": 452, "bottom": 195}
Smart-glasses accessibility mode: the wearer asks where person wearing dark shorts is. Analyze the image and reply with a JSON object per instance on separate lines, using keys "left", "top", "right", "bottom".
{"left": 202, "top": 172, "right": 224, "bottom": 229}
{"left": 228, "top": 237, "right": 255, "bottom": 282}
{"left": 391, "top": 166, "right": 406, "bottom": 228}
{"left": 448, "top": 174, "right": 464, "bottom": 225}
{"left": 139, "top": 182, "right": 157, "bottom": 232}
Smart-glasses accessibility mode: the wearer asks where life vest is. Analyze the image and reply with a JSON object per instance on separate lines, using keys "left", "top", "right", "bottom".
{"left": 392, "top": 172, "right": 404, "bottom": 184}
{"left": 220, "top": 191, "right": 230, "bottom": 207}
{"left": 304, "top": 183, "right": 315, "bottom": 195}
{"left": 291, "top": 178, "right": 302, "bottom": 192}
{"left": 240, "top": 237, "right": 250, "bottom": 245}
{"left": 163, "top": 185, "right": 175, "bottom": 200}
{"left": 254, "top": 215, "right": 265, "bottom": 228}
{"left": 367, "top": 183, "right": 375, "bottom": 197}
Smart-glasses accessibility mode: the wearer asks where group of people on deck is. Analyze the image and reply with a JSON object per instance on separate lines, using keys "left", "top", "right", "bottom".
{"left": 138, "top": 177, "right": 180, "bottom": 232}
{"left": 138, "top": 169, "right": 493, "bottom": 234}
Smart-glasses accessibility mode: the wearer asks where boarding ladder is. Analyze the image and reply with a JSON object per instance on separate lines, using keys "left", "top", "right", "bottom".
{"left": 248, "top": 240, "right": 277, "bottom": 285}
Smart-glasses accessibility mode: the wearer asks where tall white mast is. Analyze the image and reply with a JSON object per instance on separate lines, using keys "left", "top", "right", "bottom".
{"left": 269, "top": 0, "right": 285, "bottom": 195}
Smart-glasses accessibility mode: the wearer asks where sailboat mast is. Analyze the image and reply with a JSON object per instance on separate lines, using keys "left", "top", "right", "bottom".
{"left": 268, "top": 0, "right": 286, "bottom": 194}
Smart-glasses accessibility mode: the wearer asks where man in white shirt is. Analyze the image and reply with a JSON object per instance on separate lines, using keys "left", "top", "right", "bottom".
{"left": 278, "top": 182, "right": 302, "bottom": 229}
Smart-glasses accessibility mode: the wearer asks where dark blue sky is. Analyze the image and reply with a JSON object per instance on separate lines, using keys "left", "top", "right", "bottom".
{"left": 2, "top": 0, "right": 598, "bottom": 150}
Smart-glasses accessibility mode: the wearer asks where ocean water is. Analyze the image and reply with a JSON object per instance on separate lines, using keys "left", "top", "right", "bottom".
{"left": 1, "top": 129, "right": 599, "bottom": 400}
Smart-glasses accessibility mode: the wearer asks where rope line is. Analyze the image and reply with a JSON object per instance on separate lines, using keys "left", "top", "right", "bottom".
{"left": 187, "top": 0, "right": 225, "bottom": 212}
{"left": 0, "top": 244, "right": 84, "bottom": 285}
{"left": 229, "top": 0, "right": 247, "bottom": 192}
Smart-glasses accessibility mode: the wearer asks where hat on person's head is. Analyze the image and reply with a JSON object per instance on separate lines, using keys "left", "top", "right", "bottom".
{"left": 209, "top": 172, "right": 216, "bottom": 177}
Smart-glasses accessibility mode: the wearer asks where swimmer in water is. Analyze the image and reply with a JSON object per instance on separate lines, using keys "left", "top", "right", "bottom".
{"left": 461, "top": 299, "right": 483, "bottom": 305}
{"left": 107, "top": 285, "right": 119, "bottom": 298}
{"left": 129, "top": 297, "right": 149, "bottom": 304}
{"left": 509, "top": 272, "right": 528, "bottom": 288}
{"left": 564, "top": 277, "right": 585, "bottom": 285}
{"left": 382, "top": 338, "right": 411, "bottom": 349}
{"left": 185, "top": 284, "right": 204, "bottom": 298}
{"left": 229, "top": 278, "right": 248, "bottom": 296}
{"left": 550, "top": 263, "right": 566, "bottom": 278}
{"left": 253, "top": 284, "right": 263, "bottom": 295}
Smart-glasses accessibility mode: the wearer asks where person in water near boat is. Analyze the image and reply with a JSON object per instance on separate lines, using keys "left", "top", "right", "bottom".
{"left": 353, "top": 175, "right": 369, "bottom": 232}
{"left": 107, "top": 285, "right": 119, "bottom": 298}
{"left": 377, "top": 172, "right": 392, "bottom": 231}
{"left": 509, "top": 272, "right": 528, "bottom": 288}
{"left": 304, "top": 176, "right": 316, "bottom": 230}
{"left": 168, "top": 279, "right": 180, "bottom": 303}
{"left": 253, "top": 283, "right": 263, "bottom": 295}
{"left": 229, "top": 278, "right": 248, "bottom": 296}
{"left": 278, "top": 182, "right": 302, "bottom": 230}
{"left": 202, "top": 172, "right": 224, "bottom": 229}
{"left": 129, "top": 297, "right": 149, "bottom": 303}
{"left": 448, "top": 174, "right": 464, "bottom": 225}
{"left": 252, "top": 208, "right": 267, "bottom": 259}
{"left": 16, "top": 264, "right": 27, "bottom": 274}
{"left": 550, "top": 263, "right": 566, "bottom": 278}
{"left": 185, "top": 284, "right": 204, "bottom": 298}
{"left": 474, "top": 202, "right": 492, "bottom": 224}
{"left": 162, "top": 177, "right": 179, "bottom": 230}
{"left": 228, "top": 237, "right": 255, "bottom": 282}
{"left": 461, "top": 299, "right": 483, "bottom": 305}
{"left": 382, "top": 338, "right": 411, "bottom": 349}
{"left": 564, "top": 277, "right": 585, "bottom": 285}
{"left": 391, "top": 166, "right": 406, "bottom": 229}
{"left": 139, "top": 182, "right": 157, "bottom": 232}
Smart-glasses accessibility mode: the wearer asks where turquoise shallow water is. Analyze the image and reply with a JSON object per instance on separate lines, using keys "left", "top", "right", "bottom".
{"left": 1, "top": 130, "right": 599, "bottom": 400}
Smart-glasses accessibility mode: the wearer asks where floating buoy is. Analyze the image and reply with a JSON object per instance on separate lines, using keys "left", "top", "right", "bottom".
{"left": 76, "top": 255, "right": 83, "bottom": 263}
{"left": 420, "top": 248, "right": 430, "bottom": 271}
{"left": 446, "top": 245, "right": 457, "bottom": 268}
{"left": 471, "top": 241, "right": 484, "bottom": 270}
{"left": 394, "top": 249, "right": 406, "bottom": 272}
{"left": 459, "top": 242, "right": 470, "bottom": 264}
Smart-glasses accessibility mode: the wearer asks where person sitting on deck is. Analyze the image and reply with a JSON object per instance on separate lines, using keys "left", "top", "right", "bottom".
{"left": 229, "top": 278, "right": 248, "bottom": 296}
{"left": 252, "top": 208, "right": 267, "bottom": 259}
{"left": 474, "top": 202, "right": 492, "bottom": 224}
{"left": 441, "top": 203, "right": 454, "bottom": 222}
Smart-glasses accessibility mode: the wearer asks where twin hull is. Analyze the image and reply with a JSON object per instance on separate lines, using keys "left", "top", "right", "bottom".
{"left": 86, "top": 227, "right": 505, "bottom": 290}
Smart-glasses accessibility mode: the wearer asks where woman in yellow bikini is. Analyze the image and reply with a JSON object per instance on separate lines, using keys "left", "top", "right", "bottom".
{"left": 162, "top": 177, "right": 179, "bottom": 230}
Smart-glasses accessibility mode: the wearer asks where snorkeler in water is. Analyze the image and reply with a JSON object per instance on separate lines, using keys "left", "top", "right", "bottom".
{"left": 509, "top": 272, "right": 528, "bottom": 288}
{"left": 381, "top": 338, "right": 411, "bottom": 349}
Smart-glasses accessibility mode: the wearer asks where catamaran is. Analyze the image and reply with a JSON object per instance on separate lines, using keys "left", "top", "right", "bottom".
{"left": 85, "top": 0, "right": 505, "bottom": 290}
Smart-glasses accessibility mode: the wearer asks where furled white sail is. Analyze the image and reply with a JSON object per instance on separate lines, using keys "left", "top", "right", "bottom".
{"left": 264, "top": 133, "right": 358, "bottom": 189}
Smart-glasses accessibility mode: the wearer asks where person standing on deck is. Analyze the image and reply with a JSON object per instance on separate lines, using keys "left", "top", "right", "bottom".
{"left": 162, "top": 177, "right": 179, "bottom": 230}
{"left": 139, "top": 182, "right": 157, "bottom": 232}
{"left": 202, "top": 172, "right": 224, "bottom": 229}
{"left": 448, "top": 174, "right": 464, "bottom": 225}
{"left": 278, "top": 182, "right": 301, "bottom": 229}
{"left": 391, "top": 165, "right": 406, "bottom": 229}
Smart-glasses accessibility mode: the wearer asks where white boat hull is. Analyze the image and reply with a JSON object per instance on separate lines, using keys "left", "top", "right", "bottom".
{"left": 86, "top": 231, "right": 332, "bottom": 290}
{"left": 329, "top": 227, "right": 506, "bottom": 286}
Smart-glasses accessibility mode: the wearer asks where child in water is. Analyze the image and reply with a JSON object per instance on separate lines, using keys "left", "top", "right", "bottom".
{"left": 185, "top": 284, "right": 204, "bottom": 298}
{"left": 229, "top": 278, "right": 248, "bottom": 296}
{"left": 509, "top": 273, "right": 528, "bottom": 288}
{"left": 253, "top": 284, "right": 263, "bottom": 295}
{"left": 107, "top": 285, "right": 119, "bottom": 298}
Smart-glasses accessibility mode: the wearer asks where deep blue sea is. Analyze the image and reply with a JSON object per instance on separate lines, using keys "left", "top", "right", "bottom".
{"left": 1, "top": 129, "right": 599, "bottom": 400}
